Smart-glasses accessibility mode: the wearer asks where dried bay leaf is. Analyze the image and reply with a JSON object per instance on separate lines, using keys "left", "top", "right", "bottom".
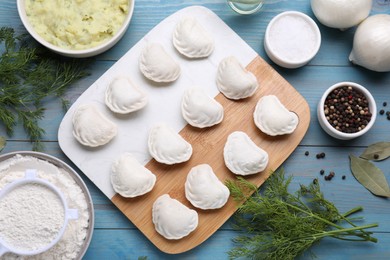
{"left": 0, "top": 136, "right": 5, "bottom": 152}
{"left": 350, "top": 155, "right": 390, "bottom": 198}
{"left": 360, "top": 142, "right": 390, "bottom": 161}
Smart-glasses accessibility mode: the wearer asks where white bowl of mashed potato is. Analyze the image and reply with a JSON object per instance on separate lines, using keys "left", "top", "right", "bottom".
{"left": 17, "top": 0, "right": 134, "bottom": 58}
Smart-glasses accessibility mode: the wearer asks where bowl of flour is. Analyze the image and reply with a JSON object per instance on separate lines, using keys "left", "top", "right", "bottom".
{"left": 0, "top": 152, "right": 94, "bottom": 259}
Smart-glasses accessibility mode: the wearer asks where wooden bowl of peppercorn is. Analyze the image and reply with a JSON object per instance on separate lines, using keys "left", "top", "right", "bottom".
{"left": 317, "top": 81, "right": 377, "bottom": 140}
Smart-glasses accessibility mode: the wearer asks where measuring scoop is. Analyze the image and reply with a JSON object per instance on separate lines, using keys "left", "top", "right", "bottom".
{"left": 0, "top": 169, "right": 78, "bottom": 256}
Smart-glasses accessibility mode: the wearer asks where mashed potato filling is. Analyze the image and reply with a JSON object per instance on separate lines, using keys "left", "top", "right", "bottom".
{"left": 25, "top": 0, "right": 129, "bottom": 50}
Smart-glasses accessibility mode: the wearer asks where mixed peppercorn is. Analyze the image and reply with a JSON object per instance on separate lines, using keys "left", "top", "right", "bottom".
{"left": 324, "top": 85, "right": 372, "bottom": 133}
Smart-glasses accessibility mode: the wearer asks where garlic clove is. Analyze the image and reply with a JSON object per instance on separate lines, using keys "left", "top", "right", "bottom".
{"left": 311, "top": 0, "right": 372, "bottom": 30}
{"left": 349, "top": 14, "right": 390, "bottom": 72}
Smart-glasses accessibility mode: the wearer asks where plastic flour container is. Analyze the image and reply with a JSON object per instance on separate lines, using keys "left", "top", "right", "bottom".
{"left": 0, "top": 169, "right": 78, "bottom": 256}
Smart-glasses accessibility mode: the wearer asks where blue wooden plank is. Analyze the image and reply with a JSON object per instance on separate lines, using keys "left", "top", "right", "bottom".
{"left": 1, "top": 0, "right": 390, "bottom": 259}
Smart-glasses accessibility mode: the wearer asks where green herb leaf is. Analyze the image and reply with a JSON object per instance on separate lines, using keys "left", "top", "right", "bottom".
{"left": 0, "top": 136, "right": 5, "bottom": 152}
{"left": 227, "top": 168, "right": 378, "bottom": 260}
{"left": 0, "top": 27, "right": 90, "bottom": 151}
{"left": 360, "top": 142, "right": 390, "bottom": 161}
{"left": 350, "top": 154, "right": 390, "bottom": 197}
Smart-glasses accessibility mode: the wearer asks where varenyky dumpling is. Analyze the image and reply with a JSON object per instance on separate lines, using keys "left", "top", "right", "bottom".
{"left": 253, "top": 95, "right": 299, "bottom": 136}
{"left": 152, "top": 194, "right": 198, "bottom": 240}
{"left": 110, "top": 153, "right": 156, "bottom": 198}
{"left": 223, "top": 131, "right": 269, "bottom": 176}
{"left": 181, "top": 87, "right": 223, "bottom": 128}
{"left": 105, "top": 76, "right": 148, "bottom": 114}
{"left": 185, "top": 164, "right": 230, "bottom": 210}
{"left": 216, "top": 56, "right": 258, "bottom": 100}
{"left": 72, "top": 104, "right": 117, "bottom": 147}
{"left": 148, "top": 124, "right": 192, "bottom": 164}
{"left": 139, "top": 42, "right": 181, "bottom": 83}
{"left": 173, "top": 17, "right": 214, "bottom": 58}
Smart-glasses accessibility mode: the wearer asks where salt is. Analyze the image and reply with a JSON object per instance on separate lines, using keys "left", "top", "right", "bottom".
{"left": 269, "top": 15, "right": 318, "bottom": 62}
{"left": 264, "top": 11, "right": 321, "bottom": 68}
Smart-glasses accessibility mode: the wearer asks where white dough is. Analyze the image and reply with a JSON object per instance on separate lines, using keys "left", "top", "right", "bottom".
{"left": 152, "top": 194, "right": 198, "bottom": 240}
{"left": 148, "top": 124, "right": 193, "bottom": 165}
{"left": 110, "top": 153, "right": 156, "bottom": 198}
{"left": 216, "top": 56, "right": 258, "bottom": 100}
{"left": 72, "top": 104, "right": 117, "bottom": 147}
{"left": 253, "top": 95, "right": 299, "bottom": 136}
{"left": 139, "top": 42, "right": 181, "bottom": 83}
{"left": 173, "top": 16, "right": 214, "bottom": 58}
{"left": 181, "top": 87, "right": 224, "bottom": 128}
{"left": 223, "top": 131, "right": 269, "bottom": 176}
{"left": 105, "top": 76, "right": 148, "bottom": 114}
{"left": 185, "top": 164, "right": 230, "bottom": 210}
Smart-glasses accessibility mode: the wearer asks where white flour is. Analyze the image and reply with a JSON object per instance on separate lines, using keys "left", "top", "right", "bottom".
{"left": 0, "top": 183, "right": 65, "bottom": 251}
{"left": 0, "top": 155, "right": 91, "bottom": 260}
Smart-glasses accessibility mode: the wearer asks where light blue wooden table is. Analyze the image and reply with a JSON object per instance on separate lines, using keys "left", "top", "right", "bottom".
{"left": 1, "top": 0, "right": 390, "bottom": 259}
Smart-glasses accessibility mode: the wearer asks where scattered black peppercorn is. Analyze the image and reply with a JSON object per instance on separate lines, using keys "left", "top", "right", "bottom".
{"left": 305, "top": 151, "right": 309, "bottom": 156}
{"left": 324, "top": 171, "right": 335, "bottom": 181}
{"left": 316, "top": 152, "right": 326, "bottom": 159}
{"left": 387, "top": 115, "right": 390, "bottom": 121}
{"left": 323, "top": 86, "right": 372, "bottom": 133}
{"left": 374, "top": 154, "right": 379, "bottom": 160}
{"left": 386, "top": 111, "right": 390, "bottom": 116}
{"left": 380, "top": 109, "right": 385, "bottom": 115}
{"left": 342, "top": 175, "right": 346, "bottom": 180}
{"left": 384, "top": 102, "right": 387, "bottom": 107}
{"left": 320, "top": 169, "right": 325, "bottom": 175}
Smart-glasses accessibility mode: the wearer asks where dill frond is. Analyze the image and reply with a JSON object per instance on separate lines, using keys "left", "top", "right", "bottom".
{"left": 227, "top": 168, "right": 378, "bottom": 260}
{"left": 0, "top": 27, "right": 90, "bottom": 150}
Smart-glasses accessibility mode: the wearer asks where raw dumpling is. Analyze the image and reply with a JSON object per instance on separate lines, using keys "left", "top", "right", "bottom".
{"left": 253, "top": 95, "right": 299, "bottom": 136}
{"left": 139, "top": 43, "right": 181, "bottom": 83}
{"left": 148, "top": 124, "right": 192, "bottom": 164}
{"left": 181, "top": 87, "right": 223, "bottom": 128}
{"left": 173, "top": 17, "right": 214, "bottom": 58}
{"left": 185, "top": 164, "right": 230, "bottom": 210}
{"left": 110, "top": 153, "right": 156, "bottom": 198}
{"left": 152, "top": 194, "right": 198, "bottom": 240}
{"left": 216, "top": 56, "right": 258, "bottom": 100}
{"left": 223, "top": 131, "right": 269, "bottom": 176}
{"left": 105, "top": 76, "right": 148, "bottom": 114}
{"left": 72, "top": 104, "right": 117, "bottom": 147}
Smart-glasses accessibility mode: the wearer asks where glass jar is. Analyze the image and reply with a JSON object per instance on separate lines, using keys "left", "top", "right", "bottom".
{"left": 227, "top": 0, "right": 264, "bottom": 15}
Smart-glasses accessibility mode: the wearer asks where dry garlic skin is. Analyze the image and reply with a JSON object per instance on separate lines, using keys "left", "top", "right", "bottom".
{"left": 216, "top": 56, "right": 258, "bottom": 100}
{"left": 185, "top": 164, "right": 230, "bottom": 210}
{"left": 152, "top": 194, "right": 198, "bottom": 240}
{"left": 139, "top": 43, "right": 181, "bottom": 83}
{"left": 110, "top": 153, "right": 156, "bottom": 198}
{"left": 181, "top": 87, "right": 224, "bottom": 128}
{"left": 254, "top": 95, "right": 299, "bottom": 136}
{"left": 105, "top": 76, "right": 148, "bottom": 114}
{"left": 223, "top": 131, "right": 269, "bottom": 176}
{"left": 148, "top": 124, "right": 193, "bottom": 164}
{"left": 173, "top": 17, "right": 214, "bottom": 58}
{"left": 72, "top": 104, "right": 117, "bottom": 147}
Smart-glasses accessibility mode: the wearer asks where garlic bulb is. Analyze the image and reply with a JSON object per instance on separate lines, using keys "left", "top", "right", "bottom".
{"left": 349, "top": 14, "right": 390, "bottom": 72}
{"left": 311, "top": 0, "right": 372, "bottom": 29}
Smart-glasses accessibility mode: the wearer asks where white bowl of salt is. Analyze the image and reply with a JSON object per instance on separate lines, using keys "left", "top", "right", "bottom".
{"left": 264, "top": 11, "right": 321, "bottom": 69}
{"left": 0, "top": 169, "right": 78, "bottom": 256}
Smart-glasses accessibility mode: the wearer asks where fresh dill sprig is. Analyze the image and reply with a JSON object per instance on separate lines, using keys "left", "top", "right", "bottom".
{"left": 226, "top": 168, "right": 378, "bottom": 260}
{"left": 0, "top": 27, "right": 89, "bottom": 150}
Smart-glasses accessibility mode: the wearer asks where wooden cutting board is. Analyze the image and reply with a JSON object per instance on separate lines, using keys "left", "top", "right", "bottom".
{"left": 58, "top": 6, "right": 310, "bottom": 255}
{"left": 111, "top": 55, "right": 310, "bottom": 254}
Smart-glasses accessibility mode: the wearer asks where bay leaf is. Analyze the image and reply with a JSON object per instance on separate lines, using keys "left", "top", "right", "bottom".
{"left": 360, "top": 142, "right": 390, "bottom": 161}
{"left": 350, "top": 154, "right": 390, "bottom": 198}
{"left": 0, "top": 136, "right": 5, "bottom": 152}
